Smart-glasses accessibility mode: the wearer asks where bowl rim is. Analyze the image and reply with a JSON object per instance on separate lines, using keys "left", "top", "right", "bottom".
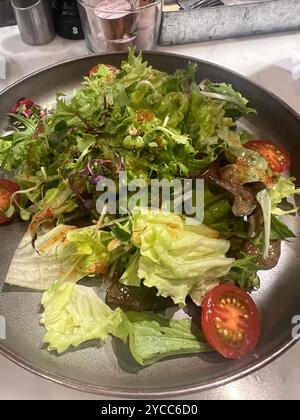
{"left": 0, "top": 338, "right": 297, "bottom": 397}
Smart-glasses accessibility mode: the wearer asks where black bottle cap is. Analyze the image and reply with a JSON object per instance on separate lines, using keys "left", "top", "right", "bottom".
{"left": 53, "top": 0, "right": 84, "bottom": 40}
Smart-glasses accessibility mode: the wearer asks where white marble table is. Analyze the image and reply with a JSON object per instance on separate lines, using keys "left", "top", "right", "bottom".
{"left": 1, "top": 25, "right": 300, "bottom": 400}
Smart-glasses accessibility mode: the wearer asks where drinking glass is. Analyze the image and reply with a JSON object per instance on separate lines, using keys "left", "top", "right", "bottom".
{"left": 77, "top": 0, "right": 163, "bottom": 53}
{"left": 11, "top": 0, "right": 55, "bottom": 45}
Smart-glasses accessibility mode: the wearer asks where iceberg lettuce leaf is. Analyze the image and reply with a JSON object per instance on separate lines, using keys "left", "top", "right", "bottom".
{"left": 130, "top": 210, "right": 234, "bottom": 306}
{"left": 40, "top": 283, "right": 210, "bottom": 364}
{"left": 5, "top": 224, "right": 114, "bottom": 290}
{"left": 5, "top": 225, "right": 81, "bottom": 290}
{"left": 41, "top": 282, "right": 124, "bottom": 353}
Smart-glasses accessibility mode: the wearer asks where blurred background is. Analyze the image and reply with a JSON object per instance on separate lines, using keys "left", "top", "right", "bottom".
{"left": 0, "top": 0, "right": 16, "bottom": 27}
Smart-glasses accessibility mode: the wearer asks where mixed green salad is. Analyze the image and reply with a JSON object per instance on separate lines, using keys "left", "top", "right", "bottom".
{"left": 1, "top": 51, "right": 299, "bottom": 364}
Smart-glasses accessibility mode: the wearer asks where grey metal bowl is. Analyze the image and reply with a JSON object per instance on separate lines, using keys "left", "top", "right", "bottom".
{"left": 0, "top": 52, "right": 300, "bottom": 398}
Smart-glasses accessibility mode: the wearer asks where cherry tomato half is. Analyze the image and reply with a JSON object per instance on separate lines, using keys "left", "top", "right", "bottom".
{"left": 201, "top": 284, "right": 260, "bottom": 359}
{"left": 88, "top": 64, "right": 120, "bottom": 77}
{"left": 0, "top": 179, "right": 19, "bottom": 225}
{"left": 245, "top": 140, "right": 291, "bottom": 173}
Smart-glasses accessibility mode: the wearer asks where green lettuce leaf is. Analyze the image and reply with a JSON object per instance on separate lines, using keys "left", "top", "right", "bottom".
{"left": 200, "top": 82, "right": 256, "bottom": 117}
{"left": 188, "top": 91, "right": 234, "bottom": 152}
{"left": 256, "top": 190, "right": 272, "bottom": 260}
{"left": 270, "top": 176, "right": 300, "bottom": 215}
{"left": 189, "top": 277, "right": 220, "bottom": 306}
{"left": 40, "top": 283, "right": 210, "bottom": 363}
{"left": 76, "top": 134, "right": 96, "bottom": 153}
{"left": 0, "top": 138, "right": 11, "bottom": 166}
{"left": 5, "top": 223, "right": 118, "bottom": 290}
{"left": 119, "top": 251, "right": 141, "bottom": 287}
{"left": 204, "top": 198, "right": 231, "bottom": 225}
{"left": 130, "top": 210, "right": 234, "bottom": 306}
{"left": 111, "top": 221, "right": 132, "bottom": 244}
{"left": 66, "top": 227, "right": 112, "bottom": 276}
{"left": 119, "top": 311, "right": 210, "bottom": 366}
{"left": 41, "top": 282, "right": 124, "bottom": 354}
{"left": 0, "top": 114, "right": 49, "bottom": 172}
{"left": 228, "top": 255, "right": 260, "bottom": 291}
{"left": 270, "top": 215, "right": 296, "bottom": 240}
{"left": 28, "top": 181, "right": 78, "bottom": 235}
{"left": 5, "top": 226, "right": 83, "bottom": 290}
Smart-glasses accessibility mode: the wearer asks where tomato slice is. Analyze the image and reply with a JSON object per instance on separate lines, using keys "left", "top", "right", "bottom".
{"left": 201, "top": 284, "right": 260, "bottom": 359}
{"left": 245, "top": 140, "right": 291, "bottom": 173}
{"left": 88, "top": 64, "right": 119, "bottom": 77}
{"left": 0, "top": 179, "right": 19, "bottom": 225}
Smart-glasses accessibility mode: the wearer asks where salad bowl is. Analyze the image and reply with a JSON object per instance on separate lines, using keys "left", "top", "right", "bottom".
{"left": 0, "top": 52, "right": 300, "bottom": 397}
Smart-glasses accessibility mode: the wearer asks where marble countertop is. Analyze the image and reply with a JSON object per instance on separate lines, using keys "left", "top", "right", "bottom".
{"left": 1, "top": 25, "right": 300, "bottom": 400}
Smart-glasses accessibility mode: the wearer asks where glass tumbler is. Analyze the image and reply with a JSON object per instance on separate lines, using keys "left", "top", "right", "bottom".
{"left": 77, "top": 0, "right": 163, "bottom": 53}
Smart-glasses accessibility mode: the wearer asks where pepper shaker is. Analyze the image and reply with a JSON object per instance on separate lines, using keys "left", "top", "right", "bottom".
{"left": 52, "top": 0, "right": 84, "bottom": 40}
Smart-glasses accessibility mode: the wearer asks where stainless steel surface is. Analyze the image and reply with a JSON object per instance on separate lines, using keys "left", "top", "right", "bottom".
{"left": 177, "top": 0, "right": 223, "bottom": 10}
{"left": 0, "top": 52, "right": 300, "bottom": 397}
{"left": 11, "top": 0, "right": 55, "bottom": 45}
{"left": 160, "top": 0, "right": 300, "bottom": 45}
